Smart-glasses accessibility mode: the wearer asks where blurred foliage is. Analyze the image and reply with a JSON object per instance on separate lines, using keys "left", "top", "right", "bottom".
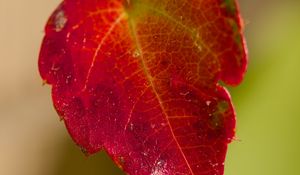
{"left": 226, "top": 1, "right": 300, "bottom": 175}
{"left": 55, "top": 137, "right": 124, "bottom": 175}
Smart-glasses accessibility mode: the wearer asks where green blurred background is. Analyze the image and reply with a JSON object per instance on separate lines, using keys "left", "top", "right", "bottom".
{"left": 1, "top": 0, "right": 300, "bottom": 174}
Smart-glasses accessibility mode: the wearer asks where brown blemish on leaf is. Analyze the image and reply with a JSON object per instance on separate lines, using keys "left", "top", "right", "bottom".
{"left": 209, "top": 101, "right": 229, "bottom": 129}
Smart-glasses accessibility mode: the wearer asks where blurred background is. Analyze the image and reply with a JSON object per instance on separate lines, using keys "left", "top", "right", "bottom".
{"left": 1, "top": 0, "right": 300, "bottom": 174}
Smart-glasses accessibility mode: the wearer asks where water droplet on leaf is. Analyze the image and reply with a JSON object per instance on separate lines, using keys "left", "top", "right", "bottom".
{"left": 206, "top": 100, "right": 211, "bottom": 106}
{"left": 132, "top": 49, "right": 141, "bottom": 58}
{"left": 55, "top": 10, "right": 67, "bottom": 32}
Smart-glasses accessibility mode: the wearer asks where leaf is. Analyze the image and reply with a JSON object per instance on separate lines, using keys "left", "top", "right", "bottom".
{"left": 38, "top": 0, "right": 247, "bottom": 174}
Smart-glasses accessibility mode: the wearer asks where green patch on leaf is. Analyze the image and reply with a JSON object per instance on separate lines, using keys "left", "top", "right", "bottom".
{"left": 223, "top": 0, "right": 237, "bottom": 14}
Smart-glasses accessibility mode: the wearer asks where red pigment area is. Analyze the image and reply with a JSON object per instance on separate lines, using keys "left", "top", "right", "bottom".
{"left": 38, "top": 0, "right": 247, "bottom": 175}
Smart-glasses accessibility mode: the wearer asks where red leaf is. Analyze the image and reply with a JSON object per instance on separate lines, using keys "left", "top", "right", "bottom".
{"left": 39, "top": 0, "right": 247, "bottom": 174}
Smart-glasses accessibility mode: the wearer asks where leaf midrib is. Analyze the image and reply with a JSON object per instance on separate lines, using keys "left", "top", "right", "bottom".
{"left": 126, "top": 5, "right": 195, "bottom": 175}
